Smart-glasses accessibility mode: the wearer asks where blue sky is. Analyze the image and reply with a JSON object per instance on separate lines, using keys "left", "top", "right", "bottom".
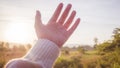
{"left": 0, "top": 0, "right": 120, "bottom": 47}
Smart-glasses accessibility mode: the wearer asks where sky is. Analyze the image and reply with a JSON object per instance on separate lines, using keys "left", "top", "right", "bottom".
{"left": 0, "top": 0, "right": 120, "bottom": 47}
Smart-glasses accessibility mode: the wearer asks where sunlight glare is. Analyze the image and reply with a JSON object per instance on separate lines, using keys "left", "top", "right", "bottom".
{"left": 5, "top": 20, "right": 31, "bottom": 43}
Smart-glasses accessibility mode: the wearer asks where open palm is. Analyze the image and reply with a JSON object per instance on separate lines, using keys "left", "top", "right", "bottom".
{"left": 35, "top": 3, "right": 80, "bottom": 47}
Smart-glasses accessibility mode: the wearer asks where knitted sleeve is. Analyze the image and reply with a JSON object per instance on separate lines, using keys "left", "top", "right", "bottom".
{"left": 24, "top": 39, "right": 60, "bottom": 68}
{"left": 5, "top": 39, "right": 60, "bottom": 68}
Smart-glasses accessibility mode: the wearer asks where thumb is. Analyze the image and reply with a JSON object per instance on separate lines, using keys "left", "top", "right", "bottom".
{"left": 35, "top": 10, "right": 43, "bottom": 28}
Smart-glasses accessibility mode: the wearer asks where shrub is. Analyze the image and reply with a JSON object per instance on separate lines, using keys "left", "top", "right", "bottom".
{"left": 54, "top": 56, "right": 83, "bottom": 68}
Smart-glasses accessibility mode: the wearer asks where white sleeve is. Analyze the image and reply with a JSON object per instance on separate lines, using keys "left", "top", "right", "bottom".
{"left": 23, "top": 39, "right": 60, "bottom": 68}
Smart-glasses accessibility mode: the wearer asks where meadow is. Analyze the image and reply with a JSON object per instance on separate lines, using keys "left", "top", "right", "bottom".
{"left": 0, "top": 43, "right": 100, "bottom": 68}
{"left": 0, "top": 28, "right": 120, "bottom": 68}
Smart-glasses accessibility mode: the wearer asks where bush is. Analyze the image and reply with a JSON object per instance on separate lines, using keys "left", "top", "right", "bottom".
{"left": 93, "top": 46, "right": 120, "bottom": 68}
{"left": 54, "top": 56, "right": 83, "bottom": 68}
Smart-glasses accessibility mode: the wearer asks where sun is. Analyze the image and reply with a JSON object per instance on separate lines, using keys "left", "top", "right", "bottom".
{"left": 5, "top": 21, "right": 31, "bottom": 43}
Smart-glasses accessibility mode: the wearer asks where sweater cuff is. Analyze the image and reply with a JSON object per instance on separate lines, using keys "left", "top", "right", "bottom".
{"left": 24, "top": 39, "right": 60, "bottom": 68}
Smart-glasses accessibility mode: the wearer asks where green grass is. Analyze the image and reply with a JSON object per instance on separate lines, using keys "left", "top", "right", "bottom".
{"left": 55, "top": 50, "right": 101, "bottom": 68}
{"left": 0, "top": 48, "right": 101, "bottom": 68}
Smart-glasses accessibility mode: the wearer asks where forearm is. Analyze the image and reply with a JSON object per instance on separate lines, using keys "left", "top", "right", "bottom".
{"left": 24, "top": 39, "right": 60, "bottom": 68}
{"left": 5, "top": 39, "right": 60, "bottom": 68}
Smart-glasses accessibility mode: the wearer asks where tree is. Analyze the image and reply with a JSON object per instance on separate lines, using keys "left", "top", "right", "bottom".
{"left": 0, "top": 42, "right": 4, "bottom": 51}
{"left": 94, "top": 28, "right": 120, "bottom": 68}
{"left": 0, "top": 42, "right": 8, "bottom": 51}
{"left": 97, "top": 27, "right": 120, "bottom": 53}
{"left": 112, "top": 28, "right": 120, "bottom": 47}
{"left": 94, "top": 37, "right": 98, "bottom": 49}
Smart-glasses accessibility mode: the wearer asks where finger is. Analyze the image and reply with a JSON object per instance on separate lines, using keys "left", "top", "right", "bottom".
{"left": 58, "top": 4, "right": 72, "bottom": 24}
{"left": 64, "top": 10, "right": 76, "bottom": 29}
{"left": 35, "top": 10, "right": 42, "bottom": 28}
{"left": 49, "top": 3, "right": 63, "bottom": 22}
{"left": 68, "top": 18, "right": 80, "bottom": 36}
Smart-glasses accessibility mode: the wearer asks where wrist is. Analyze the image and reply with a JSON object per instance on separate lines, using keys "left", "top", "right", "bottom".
{"left": 39, "top": 37, "right": 65, "bottom": 48}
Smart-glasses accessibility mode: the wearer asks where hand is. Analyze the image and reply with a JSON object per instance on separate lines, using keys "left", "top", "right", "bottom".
{"left": 35, "top": 3, "right": 80, "bottom": 47}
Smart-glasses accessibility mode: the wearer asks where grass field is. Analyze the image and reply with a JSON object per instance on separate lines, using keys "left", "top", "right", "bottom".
{"left": 53, "top": 50, "right": 101, "bottom": 68}
{"left": 0, "top": 46, "right": 102, "bottom": 68}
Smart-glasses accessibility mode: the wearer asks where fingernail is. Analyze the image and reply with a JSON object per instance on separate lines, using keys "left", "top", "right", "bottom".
{"left": 68, "top": 3, "right": 72, "bottom": 7}
{"left": 36, "top": 10, "right": 39, "bottom": 14}
{"left": 59, "top": 3, "right": 63, "bottom": 7}
{"left": 72, "top": 10, "right": 76, "bottom": 14}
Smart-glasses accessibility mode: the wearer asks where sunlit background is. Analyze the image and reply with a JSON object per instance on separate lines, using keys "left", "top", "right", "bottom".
{"left": 0, "top": 0, "right": 120, "bottom": 47}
